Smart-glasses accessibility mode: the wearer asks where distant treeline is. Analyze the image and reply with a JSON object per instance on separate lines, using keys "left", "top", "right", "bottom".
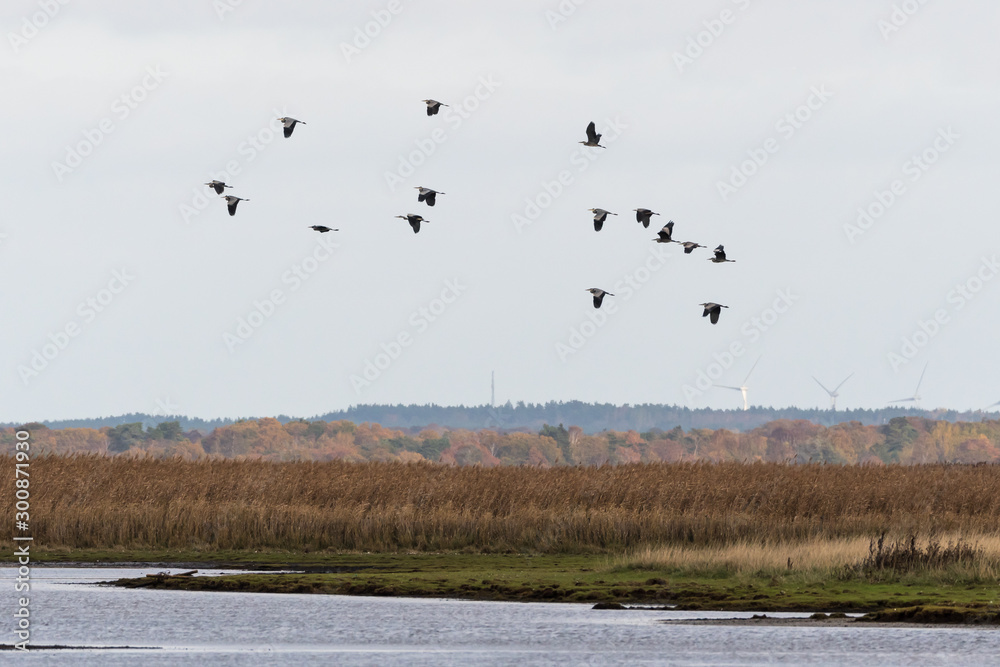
{"left": 6, "top": 401, "right": 997, "bottom": 434}
{"left": 4, "top": 416, "right": 1000, "bottom": 465}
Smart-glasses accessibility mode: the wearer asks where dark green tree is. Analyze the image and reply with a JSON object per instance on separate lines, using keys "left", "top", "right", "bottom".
{"left": 539, "top": 424, "right": 571, "bottom": 463}
{"left": 147, "top": 421, "right": 185, "bottom": 441}
{"left": 107, "top": 422, "right": 147, "bottom": 452}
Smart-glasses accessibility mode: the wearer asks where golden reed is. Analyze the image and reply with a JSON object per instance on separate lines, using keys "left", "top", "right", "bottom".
{"left": 3, "top": 456, "right": 999, "bottom": 553}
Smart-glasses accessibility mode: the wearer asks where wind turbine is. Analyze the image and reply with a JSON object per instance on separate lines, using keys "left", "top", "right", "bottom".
{"left": 717, "top": 357, "right": 760, "bottom": 411}
{"left": 812, "top": 373, "right": 854, "bottom": 410}
{"left": 890, "top": 363, "right": 928, "bottom": 406}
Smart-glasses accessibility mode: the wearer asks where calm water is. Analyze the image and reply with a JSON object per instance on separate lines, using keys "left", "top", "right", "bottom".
{"left": 2, "top": 567, "right": 998, "bottom": 665}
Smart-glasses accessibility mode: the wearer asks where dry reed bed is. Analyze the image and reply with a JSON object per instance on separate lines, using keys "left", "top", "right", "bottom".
{"left": 3, "top": 456, "right": 999, "bottom": 553}
{"left": 617, "top": 534, "right": 1000, "bottom": 578}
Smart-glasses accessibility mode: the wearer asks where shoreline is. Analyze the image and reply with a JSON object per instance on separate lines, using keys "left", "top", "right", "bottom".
{"left": 10, "top": 551, "right": 999, "bottom": 625}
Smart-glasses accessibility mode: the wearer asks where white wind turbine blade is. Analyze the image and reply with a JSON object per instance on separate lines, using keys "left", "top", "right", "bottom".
{"left": 913, "top": 363, "right": 928, "bottom": 398}
{"left": 832, "top": 372, "right": 855, "bottom": 393}
{"left": 812, "top": 376, "right": 834, "bottom": 396}
{"left": 743, "top": 357, "right": 761, "bottom": 385}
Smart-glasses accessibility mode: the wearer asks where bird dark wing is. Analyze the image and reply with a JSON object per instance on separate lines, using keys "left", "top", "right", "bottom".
{"left": 594, "top": 219, "right": 603, "bottom": 232}
{"left": 426, "top": 192, "right": 436, "bottom": 206}
{"left": 684, "top": 244, "right": 695, "bottom": 254}
{"left": 283, "top": 124, "right": 294, "bottom": 138}
{"left": 410, "top": 220, "right": 421, "bottom": 233}
{"left": 417, "top": 192, "right": 427, "bottom": 202}
{"left": 593, "top": 294, "right": 603, "bottom": 308}
{"left": 710, "top": 308, "right": 721, "bottom": 324}
{"left": 716, "top": 249, "right": 727, "bottom": 261}
{"left": 228, "top": 201, "right": 238, "bottom": 216}
{"left": 585, "top": 121, "right": 598, "bottom": 142}
{"left": 213, "top": 183, "right": 224, "bottom": 194}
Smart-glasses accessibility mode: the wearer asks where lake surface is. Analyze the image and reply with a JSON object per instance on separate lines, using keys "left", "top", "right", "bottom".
{"left": 2, "top": 567, "right": 998, "bottom": 665}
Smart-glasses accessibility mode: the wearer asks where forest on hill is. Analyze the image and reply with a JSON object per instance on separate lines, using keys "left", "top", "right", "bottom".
{"left": 10, "top": 401, "right": 996, "bottom": 434}
{"left": 5, "top": 416, "right": 1000, "bottom": 466}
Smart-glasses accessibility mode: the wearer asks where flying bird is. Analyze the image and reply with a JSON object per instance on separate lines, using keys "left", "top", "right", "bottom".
{"left": 579, "top": 121, "right": 605, "bottom": 148}
{"left": 699, "top": 302, "right": 729, "bottom": 324}
{"left": 586, "top": 288, "right": 614, "bottom": 309}
{"left": 308, "top": 225, "right": 337, "bottom": 233}
{"left": 710, "top": 245, "right": 735, "bottom": 263}
{"left": 676, "top": 241, "right": 706, "bottom": 254}
{"left": 278, "top": 117, "right": 306, "bottom": 138}
{"left": 222, "top": 195, "right": 248, "bottom": 216}
{"left": 653, "top": 222, "right": 675, "bottom": 243}
{"left": 423, "top": 99, "right": 448, "bottom": 116}
{"left": 395, "top": 214, "right": 428, "bottom": 234}
{"left": 633, "top": 208, "right": 660, "bottom": 228}
{"left": 589, "top": 208, "right": 617, "bottom": 231}
{"left": 415, "top": 187, "right": 445, "bottom": 207}
{"left": 204, "top": 180, "right": 232, "bottom": 195}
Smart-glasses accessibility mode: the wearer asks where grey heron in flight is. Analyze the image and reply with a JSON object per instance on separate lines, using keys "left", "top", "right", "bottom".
{"left": 653, "top": 222, "right": 675, "bottom": 243}
{"left": 586, "top": 288, "right": 614, "bottom": 309}
{"left": 710, "top": 245, "right": 735, "bottom": 263}
{"left": 699, "top": 302, "right": 729, "bottom": 325}
{"left": 222, "top": 195, "right": 249, "bottom": 216}
{"left": 813, "top": 373, "right": 854, "bottom": 410}
{"left": 308, "top": 225, "right": 338, "bottom": 233}
{"left": 588, "top": 208, "right": 617, "bottom": 231}
{"left": 676, "top": 241, "right": 706, "bottom": 254}
{"left": 395, "top": 214, "right": 428, "bottom": 234}
{"left": 204, "top": 180, "right": 232, "bottom": 195}
{"left": 633, "top": 208, "right": 660, "bottom": 228}
{"left": 415, "top": 187, "right": 445, "bottom": 207}
{"left": 580, "top": 121, "right": 605, "bottom": 148}
{"left": 277, "top": 117, "right": 306, "bottom": 138}
{"left": 423, "top": 99, "right": 448, "bottom": 116}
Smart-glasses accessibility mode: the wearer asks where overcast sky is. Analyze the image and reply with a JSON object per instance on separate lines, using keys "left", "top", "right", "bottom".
{"left": 3, "top": 1, "right": 999, "bottom": 421}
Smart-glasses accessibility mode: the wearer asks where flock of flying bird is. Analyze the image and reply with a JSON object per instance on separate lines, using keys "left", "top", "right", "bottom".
{"left": 577, "top": 120, "right": 737, "bottom": 325}
{"left": 202, "top": 109, "right": 738, "bottom": 325}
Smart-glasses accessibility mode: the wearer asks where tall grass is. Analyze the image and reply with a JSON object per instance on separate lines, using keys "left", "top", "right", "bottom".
{"left": 3, "top": 456, "right": 1000, "bottom": 554}
{"left": 614, "top": 534, "right": 1000, "bottom": 580}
